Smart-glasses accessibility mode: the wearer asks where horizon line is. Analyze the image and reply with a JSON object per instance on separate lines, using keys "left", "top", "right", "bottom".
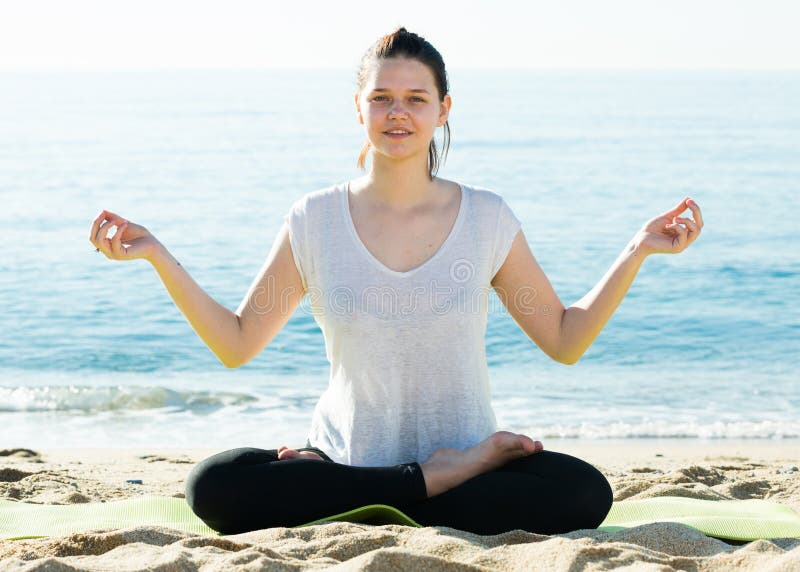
{"left": 1, "top": 65, "right": 799, "bottom": 73}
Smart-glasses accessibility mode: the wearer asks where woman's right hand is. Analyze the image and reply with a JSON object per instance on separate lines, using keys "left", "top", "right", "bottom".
{"left": 90, "top": 210, "right": 161, "bottom": 261}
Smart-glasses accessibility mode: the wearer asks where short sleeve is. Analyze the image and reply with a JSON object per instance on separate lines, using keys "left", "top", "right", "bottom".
{"left": 490, "top": 196, "right": 522, "bottom": 279}
{"left": 283, "top": 200, "right": 309, "bottom": 293}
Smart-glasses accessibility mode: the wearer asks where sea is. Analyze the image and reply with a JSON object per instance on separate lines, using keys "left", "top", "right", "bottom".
{"left": 1, "top": 68, "right": 798, "bottom": 450}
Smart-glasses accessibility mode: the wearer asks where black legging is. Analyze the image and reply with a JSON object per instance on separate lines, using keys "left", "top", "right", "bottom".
{"left": 185, "top": 445, "right": 614, "bottom": 536}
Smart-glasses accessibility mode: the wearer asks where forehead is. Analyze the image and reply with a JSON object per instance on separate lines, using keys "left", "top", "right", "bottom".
{"left": 363, "top": 58, "right": 436, "bottom": 90}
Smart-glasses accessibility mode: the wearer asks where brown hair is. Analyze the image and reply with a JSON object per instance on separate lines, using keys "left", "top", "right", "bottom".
{"left": 356, "top": 27, "right": 451, "bottom": 180}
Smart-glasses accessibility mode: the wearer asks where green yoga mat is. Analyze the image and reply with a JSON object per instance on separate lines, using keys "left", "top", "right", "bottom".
{"left": 1, "top": 496, "right": 799, "bottom": 542}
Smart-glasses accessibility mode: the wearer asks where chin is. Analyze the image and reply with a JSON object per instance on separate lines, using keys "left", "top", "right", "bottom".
{"left": 373, "top": 142, "right": 429, "bottom": 157}
{"left": 379, "top": 151, "right": 426, "bottom": 163}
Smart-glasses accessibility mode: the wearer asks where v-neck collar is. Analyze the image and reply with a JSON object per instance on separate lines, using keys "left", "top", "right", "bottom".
{"left": 341, "top": 181, "right": 468, "bottom": 278}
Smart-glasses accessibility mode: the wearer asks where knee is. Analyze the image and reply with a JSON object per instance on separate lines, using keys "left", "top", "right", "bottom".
{"left": 184, "top": 462, "right": 211, "bottom": 515}
{"left": 575, "top": 464, "right": 614, "bottom": 529}
{"left": 184, "top": 459, "right": 229, "bottom": 526}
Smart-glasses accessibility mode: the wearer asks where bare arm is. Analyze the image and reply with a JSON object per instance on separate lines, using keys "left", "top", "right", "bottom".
{"left": 492, "top": 230, "right": 647, "bottom": 364}
{"left": 232, "top": 222, "right": 305, "bottom": 367}
{"left": 148, "top": 244, "right": 244, "bottom": 368}
{"left": 557, "top": 196, "right": 705, "bottom": 363}
{"left": 556, "top": 237, "right": 648, "bottom": 364}
{"left": 148, "top": 222, "right": 304, "bottom": 368}
{"left": 492, "top": 197, "right": 703, "bottom": 365}
{"left": 491, "top": 230, "right": 568, "bottom": 363}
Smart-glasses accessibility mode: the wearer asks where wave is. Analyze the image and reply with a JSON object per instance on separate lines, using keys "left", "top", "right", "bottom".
{"left": 524, "top": 420, "right": 800, "bottom": 440}
{"left": 0, "top": 385, "right": 258, "bottom": 413}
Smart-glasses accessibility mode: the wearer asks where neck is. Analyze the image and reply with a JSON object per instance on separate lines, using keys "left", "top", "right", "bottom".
{"left": 358, "top": 150, "right": 437, "bottom": 210}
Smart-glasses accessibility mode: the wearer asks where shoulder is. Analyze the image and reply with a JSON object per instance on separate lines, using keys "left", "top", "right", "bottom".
{"left": 286, "top": 182, "right": 344, "bottom": 215}
{"left": 455, "top": 180, "right": 510, "bottom": 213}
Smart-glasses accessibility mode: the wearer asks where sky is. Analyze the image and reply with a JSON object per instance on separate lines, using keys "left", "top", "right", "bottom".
{"left": 0, "top": 0, "right": 798, "bottom": 71}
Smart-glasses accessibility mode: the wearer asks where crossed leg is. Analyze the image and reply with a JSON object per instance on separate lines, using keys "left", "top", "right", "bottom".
{"left": 184, "top": 446, "right": 427, "bottom": 534}
{"left": 185, "top": 435, "right": 613, "bottom": 536}
{"left": 400, "top": 450, "right": 614, "bottom": 535}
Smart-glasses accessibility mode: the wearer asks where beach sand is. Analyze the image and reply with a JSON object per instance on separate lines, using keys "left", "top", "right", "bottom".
{"left": 1, "top": 440, "right": 799, "bottom": 571}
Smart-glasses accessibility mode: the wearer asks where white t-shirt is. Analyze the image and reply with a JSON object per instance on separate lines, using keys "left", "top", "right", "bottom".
{"left": 284, "top": 180, "right": 522, "bottom": 467}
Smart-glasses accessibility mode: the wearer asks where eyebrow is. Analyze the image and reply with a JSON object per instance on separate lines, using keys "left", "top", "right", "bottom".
{"left": 371, "top": 88, "right": 431, "bottom": 94}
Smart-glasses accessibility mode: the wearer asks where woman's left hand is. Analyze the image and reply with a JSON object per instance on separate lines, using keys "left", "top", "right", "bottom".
{"left": 635, "top": 196, "right": 704, "bottom": 256}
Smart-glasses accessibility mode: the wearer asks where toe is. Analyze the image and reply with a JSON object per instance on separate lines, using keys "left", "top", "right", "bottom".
{"left": 516, "top": 434, "right": 540, "bottom": 453}
{"left": 278, "top": 448, "right": 299, "bottom": 460}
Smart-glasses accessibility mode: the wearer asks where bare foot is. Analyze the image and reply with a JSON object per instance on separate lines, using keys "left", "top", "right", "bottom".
{"left": 276, "top": 445, "right": 325, "bottom": 461}
{"left": 419, "top": 431, "right": 543, "bottom": 498}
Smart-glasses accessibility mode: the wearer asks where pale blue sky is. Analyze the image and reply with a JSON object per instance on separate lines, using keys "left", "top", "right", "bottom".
{"left": 1, "top": 0, "right": 797, "bottom": 70}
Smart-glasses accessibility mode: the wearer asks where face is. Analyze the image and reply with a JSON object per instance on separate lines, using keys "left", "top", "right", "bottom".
{"left": 355, "top": 57, "right": 451, "bottom": 163}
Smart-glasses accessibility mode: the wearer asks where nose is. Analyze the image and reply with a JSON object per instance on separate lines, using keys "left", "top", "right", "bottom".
{"left": 389, "top": 103, "right": 408, "bottom": 119}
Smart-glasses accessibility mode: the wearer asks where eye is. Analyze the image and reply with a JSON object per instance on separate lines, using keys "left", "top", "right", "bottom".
{"left": 370, "top": 95, "right": 426, "bottom": 102}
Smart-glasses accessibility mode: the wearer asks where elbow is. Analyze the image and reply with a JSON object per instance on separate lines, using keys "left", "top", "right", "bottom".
{"left": 221, "top": 314, "right": 245, "bottom": 368}
{"left": 552, "top": 308, "right": 581, "bottom": 365}
{"left": 223, "top": 350, "right": 255, "bottom": 369}
{"left": 548, "top": 349, "right": 578, "bottom": 365}
{"left": 220, "top": 352, "right": 243, "bottom": 369}
{"left": 554, "top": 345, "right": 581, "bottom": 365}
{"left": 555, "top": 312, "right": 581, "bottom": 365}
{"left": 559, "top": 354, "right": 580, "bottom": 366}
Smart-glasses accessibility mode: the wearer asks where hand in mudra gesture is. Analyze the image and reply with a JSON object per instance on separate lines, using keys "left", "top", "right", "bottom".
{"left": 89, "top": 210, "right": 161, "bottom": 261}
{"left": 636, "top": 197, "right": 704, "bottom": 255}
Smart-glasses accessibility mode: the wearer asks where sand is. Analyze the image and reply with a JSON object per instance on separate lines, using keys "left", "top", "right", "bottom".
{"left": 1, "top": 439, "right": 799, "bottom": 571}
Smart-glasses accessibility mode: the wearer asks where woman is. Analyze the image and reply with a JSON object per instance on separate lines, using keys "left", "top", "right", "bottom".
{"left": 88, "top": 28, "right": 703, "bottom": 536}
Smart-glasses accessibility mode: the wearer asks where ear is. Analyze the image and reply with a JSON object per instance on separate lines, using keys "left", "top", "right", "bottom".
{"left": 354, "top": 92, "right": 364, "bottom": 124}
{"left": 437, "top": 94, "right": 452, "bottom": 127}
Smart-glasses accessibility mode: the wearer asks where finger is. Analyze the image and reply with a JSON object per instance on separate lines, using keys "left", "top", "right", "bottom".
{"left": 94, "top": 220, "right": 115, "bottom": 245}
{"left": 102, "top": 210, "right": 124, "bottom": 223}
{"left": 675, "top": 216, "right": 700, "bottom": 235}
{"left": 89, "top": 211, "right": 109, "bottom": 243}
{"left": 95, "top": 221, "right": 121, "bottom": 257}
{"left": 663, "top": 196, "right": 690, "bottom": 217}
{"left": 111, "top": 222, "right": 128, "bottom": 258}
{"left": 667, "top": 219, "right": 688, "bottom": 249}
{"left": 98, "top": 210, "right": 126, "bottom": 228}
{"left": 95, "top": 234, "right": 112, "bottom": 257}
{"left": 686, "top": 199, "right": 703, "bottom": 228}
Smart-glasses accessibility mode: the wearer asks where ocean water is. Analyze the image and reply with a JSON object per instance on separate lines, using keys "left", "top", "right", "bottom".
{"left": 1, "top": 69, "right": 798, "bottom": 450}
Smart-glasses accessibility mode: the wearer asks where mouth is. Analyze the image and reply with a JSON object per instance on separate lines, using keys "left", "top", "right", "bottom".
{"left": 383, "top": 130, "right": 412, "bottom": 138}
